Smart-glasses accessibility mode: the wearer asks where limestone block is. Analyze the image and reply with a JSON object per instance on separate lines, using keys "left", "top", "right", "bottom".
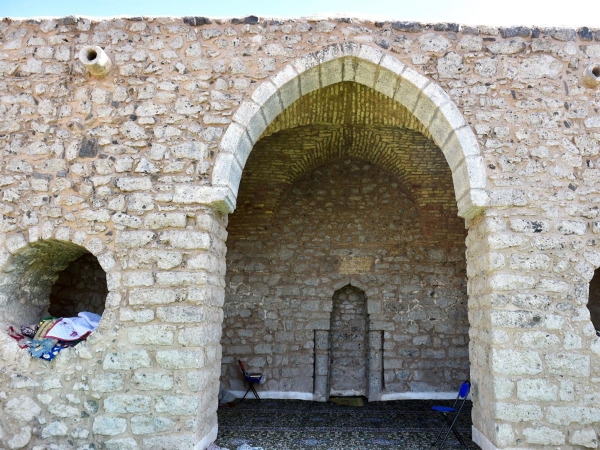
{"left": 4, "top": 395, "right": 41, "bottom": 421}
{"left": 487, "top": 38, "right": 526, "bottom": 54}
{"left": 131, "top": 415, "right": 175, "bottom": 435}
{"left": 104, "top": 395, "right": 151, "bottom": 413}
{"left": 547, "top": 406, "right": 600, "bottom": 425}
{"left": 127, "top": 193, "right": 154, "bottom": 213}
{"left": 91, "top": 373, "right": 124, "bottom": 393}
{"left": 490, "top": 310, "right": 543, "bottom": 328}
{"left": 115, "top": 177, "right": 152, "bottom": 191}
{"left": 570, "top": 428, "right": 598, "bottom": 448}
{"left": 354, "top": 58, "right": 378, "bottom": 88}
{"left": 129, "top": 288, "right": 183, "bottom": 305}
{"left": 41, "top": 421, "right": 68, "bottom": 438}
{"left": 156, "top": 305, "right": 208, "bottom": 323}
{"left": 373, "top": 67, "right": 398, "bottom": 98}
{"left": 120, "top": 308, "right": 154, "bottom": 323}
{"left": 115, "top": 231, "right": 156, "bottom": 248}
{"left": 158, "top": 230, "right": 210, "bottom": 249}
{"left": 92, "top": 416, "right": 127, "bottom": 436}
{"left": 491, "top": 349, "right": 542, "bottom": 375}
{"left": 142, "top": 435, "right": 197, "bottom": 449}
{"left": 7, "top": 426, "right": 31, "bottom": 449}
{"left": 514, "top": 331, "right": 560, "bottom": 349}
{"left": 320, "top": 58, "right": 343, "bottom": 88}
{"left": 495, "top": 403, "right": 542, "bottom": 422}
{"left": 123, "top": 272, "right": 154, "bottom": 287}
{"left": 143, "top": 212, "right": 186, "bottom": 229}
{"left": 517, "top": 379, "right": 558, "bottom": 401}
{"left": 103, "top": 350, "right": 151, "bottom": 370}
{"left": 48, "top": 403, "right": 79, "bottom": 418}
{"left": 155, "top": 395, "right": 199, "bottom": 416}
{"left": 131, "top": 372, "right": 174, "bottom": 391}
{"left": 520, "top": 55, "right": 562, "bottom": 79}
{"left": 156, "top": 350, "right": 204, "bottom": 369}
{"left": 178, "top": 325, "right": 221, "bottom": 346}
{"left": 523, "top": 426, "right": 565, "bottom": 445}
{"left": 128, "top": 325, "right": 175, "bottom": 346}
{"left": 493, "top": 378, "right": 514, "bottom": 399}
{"left": 232, "top": 101, "right": 263, "bottom": 139}
{"left": 489, "top": 273, "right": 536, "bottom": 291}
{"left": 546, "top": 353, "right": 590, "bottom": 377}
{"left": 104, "top": 438, "right": 139, "bottom": 450}
{"left": 155, "top": 272, "right": 207, "bottom": 287}
{"left": 557, "top": 220, "right": 587, "bottom": 235}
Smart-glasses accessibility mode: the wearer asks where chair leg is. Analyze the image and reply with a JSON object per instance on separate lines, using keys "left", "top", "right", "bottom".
{"left": 249, "top": 383, "right": 261, "bottom": 401}
{"left": 451, "top": 425, "right": 468, "bottom": 449}
{"left": 440, "top": 412, "right": 463, "bottom": 449}
{"left": 239, "top": 385, "right": 252, "bottom": 403}
{"left": 431, "top": 413, "right": 449, "bottom": 448}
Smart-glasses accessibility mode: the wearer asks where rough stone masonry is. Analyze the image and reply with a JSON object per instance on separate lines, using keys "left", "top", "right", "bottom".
{"left": 0, "top": 12, "right": 600, "bottom": 450}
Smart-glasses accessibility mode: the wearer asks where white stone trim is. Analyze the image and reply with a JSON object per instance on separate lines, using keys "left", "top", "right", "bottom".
{"left": 472, "top": 426, "right": 499, "bottom": 450}
{"left": 213, "top": 48, "right": 488, "bottom": 219}
{"left": 228, "top": 390, "right": 470, "bottom": 401}
{"left": 229, "top": 390, "right": 317, "bottom": 400}
{"left": 380, "top": 391, "right": 467, "bottom": 401}
{"left": 195, "top": 424, "right": 219, "bottom": 450}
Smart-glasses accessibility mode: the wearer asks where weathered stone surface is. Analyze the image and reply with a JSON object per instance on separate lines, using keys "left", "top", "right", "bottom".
{"left": 154, "top": 395, "right": 199, "bottom": 415}
{"left": 103, "top": 351, "right": 152, "bottom": 370}
{"left": 131, "top": 372, "right": 174, "bottom": 391}
{"left": 104, "top": 395, "right": 152, "bottom": 413}
{"left": 93, "top": 416, "right": 128, "bottom": 436}
{"left": 130, "top": 415, "right": 175, "bottom": 435}
{"left": 4, "top": 396, "right": 40, "bottom": 421}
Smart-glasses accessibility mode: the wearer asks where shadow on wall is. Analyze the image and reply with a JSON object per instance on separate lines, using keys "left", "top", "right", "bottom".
{"left": 589, "top": 268, "right": 600, "bottom": 333}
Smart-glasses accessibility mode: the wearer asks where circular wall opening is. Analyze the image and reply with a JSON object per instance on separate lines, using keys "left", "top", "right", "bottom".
{"left": 592, "top": 66, "right": 600, "bottom": 78}
{"left": 86, "top": 48, "right": 98, "bottom": 62}
{"left": 0, "top": 239, "right": 107, "bottom": 327}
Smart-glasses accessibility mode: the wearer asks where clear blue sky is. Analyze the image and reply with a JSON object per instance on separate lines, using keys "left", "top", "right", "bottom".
{"left": 1, "top": 0, "right": 599, "bottom": 27}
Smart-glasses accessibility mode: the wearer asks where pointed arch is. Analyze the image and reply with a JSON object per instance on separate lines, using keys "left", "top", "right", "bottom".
{"left": 212, "top": 43, "right": 487, "bottom": 220}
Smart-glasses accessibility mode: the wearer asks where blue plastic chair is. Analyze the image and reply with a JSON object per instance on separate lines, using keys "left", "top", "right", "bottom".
{"left": 431, "top": 381, "right": 471, "bottom": 449}
{"left": 239, "top": 360, "right": 263, "bottom": 402}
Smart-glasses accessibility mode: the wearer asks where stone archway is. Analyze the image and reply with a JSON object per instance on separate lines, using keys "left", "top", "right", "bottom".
{"left": 211, "top": 44, "right": 487, "bottom": 220}
{"left": 214, "top": 44, "right": 485, "bottom": 447}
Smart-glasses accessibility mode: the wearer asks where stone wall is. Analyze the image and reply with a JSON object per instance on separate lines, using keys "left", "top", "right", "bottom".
{"left": 222, "top": 154, "right": 469, "bottom": 399}
{"left": 0, "top": 13, "right": 599, "bottom": 450}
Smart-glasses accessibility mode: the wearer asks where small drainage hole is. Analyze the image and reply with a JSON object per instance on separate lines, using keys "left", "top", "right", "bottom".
{"left": 86, "top": 49, "right": 98, "bottom": 61}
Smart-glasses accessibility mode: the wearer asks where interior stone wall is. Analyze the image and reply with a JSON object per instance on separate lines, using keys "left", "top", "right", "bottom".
{"left": 221, "top": 154, "right": 469, "bottom": 398}
{"left": 49, "top": 252, "right": 108, "bottom": 317}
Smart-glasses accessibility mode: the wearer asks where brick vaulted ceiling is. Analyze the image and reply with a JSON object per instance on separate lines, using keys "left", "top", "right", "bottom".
{"left": 228, "top": 81, "right": 464, "bottom": 244}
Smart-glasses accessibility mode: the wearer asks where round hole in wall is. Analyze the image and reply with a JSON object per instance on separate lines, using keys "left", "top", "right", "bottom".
{"left": 85, "top": 48, "right": 98, "bottom": 62}
{"left": 593, "top": 66, "right": 600, "bottom": 78}
{"left": 0, "top": 239, "right": 107, "bottom": 332}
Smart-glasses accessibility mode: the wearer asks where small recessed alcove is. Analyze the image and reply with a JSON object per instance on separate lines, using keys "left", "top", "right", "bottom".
{"left": 0, "top": 239, "right": 107, "bottom": 329}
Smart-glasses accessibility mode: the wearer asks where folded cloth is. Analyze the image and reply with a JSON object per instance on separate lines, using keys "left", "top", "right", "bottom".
{"left": 29, "top": 338, "right": 58, "bottom": 358}
{"left": 29, "top": 338, "right": 75, "bottom": 361}
{"left": 34, "top": 318, "right": 58, "bottom": 340}
{"left": 44, "top": 312, "right": 101, "bottom": 341}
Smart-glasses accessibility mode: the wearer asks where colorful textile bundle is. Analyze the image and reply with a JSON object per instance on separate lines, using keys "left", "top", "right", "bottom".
{"left": 5, "top": 312, "right": 101, "bottom": 361}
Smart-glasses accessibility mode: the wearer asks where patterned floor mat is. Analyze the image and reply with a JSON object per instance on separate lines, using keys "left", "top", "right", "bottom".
{"left": 216, "top": 399, "right": 481, "bottom": 449}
